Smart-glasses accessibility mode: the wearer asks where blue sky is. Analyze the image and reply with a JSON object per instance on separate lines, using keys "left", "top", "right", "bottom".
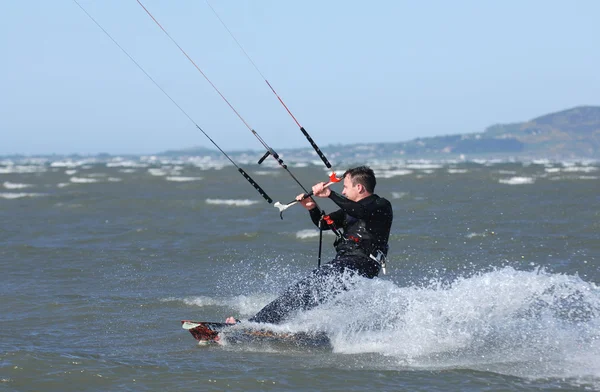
{"left": 1, "top": 1, "right": 598, "bottom": 155}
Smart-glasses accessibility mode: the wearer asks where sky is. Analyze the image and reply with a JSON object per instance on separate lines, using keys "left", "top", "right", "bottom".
{"left": 1, "top": 0, "right": 599, "bottom": 156}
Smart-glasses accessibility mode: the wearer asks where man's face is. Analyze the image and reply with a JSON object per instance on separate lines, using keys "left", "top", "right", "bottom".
{"left": 341, "top": 175, "right": 361, "bottom": 201}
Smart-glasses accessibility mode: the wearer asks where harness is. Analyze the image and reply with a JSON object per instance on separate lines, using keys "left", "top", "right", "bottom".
{"left": 317, "top": 204, "right": 390, "bottom": 274}
{"left": 332, "top": 217, "right": 389, "bottom": 274}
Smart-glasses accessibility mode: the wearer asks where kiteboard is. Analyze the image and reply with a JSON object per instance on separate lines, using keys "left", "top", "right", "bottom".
{"left": 181, "top": 320, "right": 331, "bottom": 348}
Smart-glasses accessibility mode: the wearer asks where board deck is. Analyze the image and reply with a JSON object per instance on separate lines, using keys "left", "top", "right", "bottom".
{"left": 181, "top": 320, "right": 331, "bottom": 348}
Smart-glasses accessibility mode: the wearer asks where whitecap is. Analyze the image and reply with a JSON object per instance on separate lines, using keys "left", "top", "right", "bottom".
{"left": 0, "top": 192, "right": 46, "bottom": 199}
{"left": 563, "top": 166, "right": 598, "bottom": 173}
{"left": 254, "top": 171, "right": 280, "bottom": 176}
{"left": 3, "top": 182, "right": 32, "bottom": 189}
{"left": 106, "top": 160, "right": 148, "bottom": 168}
{"left": 391, "top": 192, "right": 409, "bottom": 199}
{"left": 544, "top": 167, "right": 561, "bottom": 173}
{"left": 499, "top": 176, "right": 535, "bottom": 185}
{"left": 70, "top": 177, "right": 99, "bottom": 184}
{"left": 0, "top": 165, "right": 46, "bottom": 174}
{"left": 377, "top": 169, "right": 413, "bottom": 179}
{"left": 148, "top": 168, "right": 168, "bottom": 176}
{"left": 50, "top": 159, "right": 95, "bottom": 168}
{"left": 205, "top": 198, "right": 259, "bottom": 207}
{"left": 295, "top": 229, "right": 335, "bottom": 239}
{"left": 188, "top": 158, "right": 229, "bottom": 170}
{"left": 532, "top": 159, "right": 552, "bottom": 165}
{"left": 51, "top": 160, "right": 76, "bottom": 168}
{"left": 291, "top": 162, "right": 309, "bottom": 168}
{"left": 166, "top": 176, "right": 203, "bottom": 182}
{"left": 406, "top": 162, "right": 443, "bottom": 170}
{"left": 296, "top": 229, "right": 319, "bottom": 239}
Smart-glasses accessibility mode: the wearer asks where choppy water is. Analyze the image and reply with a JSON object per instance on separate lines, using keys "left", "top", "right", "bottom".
{"left": 1, "top": 156, "right": 599, "bottom": 391}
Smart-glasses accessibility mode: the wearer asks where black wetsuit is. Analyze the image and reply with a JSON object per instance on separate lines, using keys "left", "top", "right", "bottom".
{"left": 249, "top": 191, "right": 393, "bottom": 324}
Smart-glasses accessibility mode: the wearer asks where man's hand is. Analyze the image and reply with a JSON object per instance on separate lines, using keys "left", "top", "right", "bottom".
{"left": 312, "top": 182, "right": 331, "bottom": 198}
{"left": 296, "top": 193, "right": 316, "bottom": 210}
{"left": 296, "top": 182, "right": 331, "bottom": 210}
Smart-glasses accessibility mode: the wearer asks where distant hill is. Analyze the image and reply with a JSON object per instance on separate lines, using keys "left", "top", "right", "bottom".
{"left": 380, "top": 106, "right": 600, "bottom": 158}
{"left": 163, "top": 106, "right": 600, "bottom": 160}
{"left": 473, "top": 106, "right": 600, "bottom": 157}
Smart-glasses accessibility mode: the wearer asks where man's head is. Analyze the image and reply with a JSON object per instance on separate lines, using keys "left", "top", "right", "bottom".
{"left": 341, "top": 166, "right": 376, "bottom": 201}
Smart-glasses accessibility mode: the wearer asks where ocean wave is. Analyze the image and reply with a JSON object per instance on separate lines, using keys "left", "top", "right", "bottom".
{"left": 544, "top": 167, "right": 562, "bottom": 173}
{"left": 254, "top": 170, "right": 280, "bottom": 176}
{"left": 499, "top": 176, "right": 535, "bottom": 185}
{"left": 563, "top": 166, "right": 598, "bottom": 173}
{"left": 2, "top": 181, "right": 32, "bottom": 189}
{"left": 106, "top": 159, "right": 148, "bottom": 168}
{"left": 0, "top": 165, "right": 46, "bottom": 174}
{"left": 377, "top": 169, "right": 413, "bottom": 179}
{"left": 69, "top": 177, "right": 99, "bottom": 184}
{"left": 205, "top": 199, "right": 259, "bottom": 207}
{"left": 50, "top": 159, "right": 97, "bottom": 168}
{"left": 391, "top": 192, "right": 409, "bottom": 199}
{"left": 406, "top": 163, "right": 443, "bottom": 170}
{"left": 295, "top": 229, "right": 336, "bottom": 239}
{"left": 165, "top": 176, "right": 203, "bottom": 182}
{"left": 0, "top": 192, "right": 46, "bottom": 199}
{"left": 296, "top": 229, "right": 319, "bottom": 239}
{"left": 148, "top": 168, "right": 168, "bottom": 176}
{"left": 447, "top": 169, "right": 468, "bottom": 174}
{"left": 290, "top": 162, "right": 309, "bottom": 168}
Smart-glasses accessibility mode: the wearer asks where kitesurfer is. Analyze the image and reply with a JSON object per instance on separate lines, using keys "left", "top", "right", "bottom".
{"left": 227, "top": 166, "right": 393, "bottom": 325}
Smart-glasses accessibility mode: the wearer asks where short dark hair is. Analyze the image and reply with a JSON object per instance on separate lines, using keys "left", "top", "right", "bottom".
{"left": 343, "top": 166, "right": 376, "bottom": 193}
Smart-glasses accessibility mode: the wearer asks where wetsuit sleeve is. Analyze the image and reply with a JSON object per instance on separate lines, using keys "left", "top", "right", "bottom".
{"left": 309, "top": 207, "right": 344, "bottom": 230}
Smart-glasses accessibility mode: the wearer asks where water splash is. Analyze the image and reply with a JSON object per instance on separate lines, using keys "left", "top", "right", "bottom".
{"left": 176, "top": 265, "right": 600, "bottom": 385}
{"left": 293, "top": 267, "right": 600, "bottom": 381}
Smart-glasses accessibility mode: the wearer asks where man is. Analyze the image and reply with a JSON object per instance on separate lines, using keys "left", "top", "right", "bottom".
{"left": 227, "top": 166, "right": 393, "bottom": 325}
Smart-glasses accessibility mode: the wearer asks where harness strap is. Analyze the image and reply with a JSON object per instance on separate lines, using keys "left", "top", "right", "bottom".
{"left": 321, "top": 214, "right": 342, "bottom": 239}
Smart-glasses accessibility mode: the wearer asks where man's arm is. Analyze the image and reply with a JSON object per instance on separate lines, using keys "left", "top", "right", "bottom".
{"left": 329, "top": 191, "right": 372, "bottom": 218}
{"left": 297, "top": 182, "right": 344, "bottom": 230}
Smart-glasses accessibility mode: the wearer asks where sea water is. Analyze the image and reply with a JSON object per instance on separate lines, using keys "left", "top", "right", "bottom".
{"left": 1, "top": 156, "right": 599, "bottom": 391}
